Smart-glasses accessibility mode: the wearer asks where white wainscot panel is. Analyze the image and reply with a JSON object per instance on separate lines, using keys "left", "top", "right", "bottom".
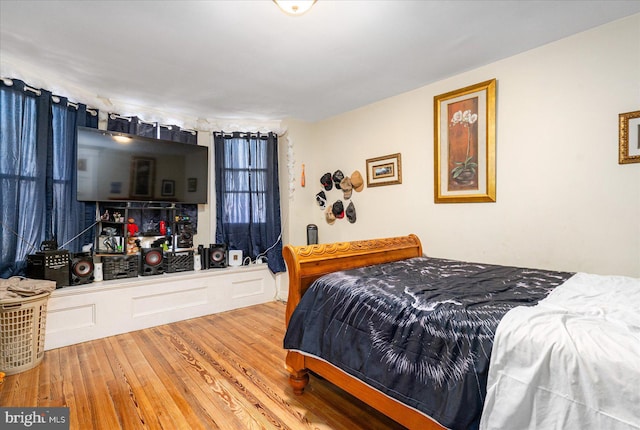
{"left": 47, "top": 304, "right": 96, "bottom": 333}
{"left": 132, "top": 287, "right": 208, "bottom": 318}
{"left": 232, "top": 277, "right": 264, "bottom": 298}
{"left": 44, "top": 264, "right": 276, "bottom": 350}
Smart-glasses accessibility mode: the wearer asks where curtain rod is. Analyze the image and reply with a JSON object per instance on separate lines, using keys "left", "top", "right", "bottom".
{"left": 2, "top": 78, "right": 196, "bottom": 134}
{"left": 52, "top": 95, "right": 98, "bottom": 116}
{"left": 109, "top": 113, "right": 196, "bottom": 135}
{"left": 161, "top": 125, "right": 197, "bottom": 135}
{"left": 1, "top": 78, "right": 98, "bottom": 116}
{"left": 215, "top": 131, "right": 271, "bottom": 138}
{"left": 0, "top": 77, "right": 41, "bottom": 96}
{"left": 109, "top": 113, "right": 132, "bottom": 122}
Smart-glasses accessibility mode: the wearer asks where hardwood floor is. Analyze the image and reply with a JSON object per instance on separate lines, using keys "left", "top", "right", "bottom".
{"left": 1, "top": 301, "right": 406, "bottom": 430}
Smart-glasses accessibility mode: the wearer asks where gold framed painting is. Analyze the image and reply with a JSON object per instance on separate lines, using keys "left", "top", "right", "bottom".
{"left": 619, "top": 110, "right": 640, "bottom": 164}
{"left": 366, "top": 153, "right": 402, "bottom": 187}
{"left": 434, "top": 79, "right": 496, "bottom": 203}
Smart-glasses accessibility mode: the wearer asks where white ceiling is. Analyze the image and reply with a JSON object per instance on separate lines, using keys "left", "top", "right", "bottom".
{"left": 1, "top": 1, "right": 639, "bottom": 124}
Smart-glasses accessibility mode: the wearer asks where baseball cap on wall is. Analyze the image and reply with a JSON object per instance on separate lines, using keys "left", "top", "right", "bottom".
{"left": 325, "top": 206, "right": 336, "bottom": 225}
{"left": 315, "top": 191, "right": 327, "bottom": 209}
{"left": 320, "top": 173, "right": 333, "bottom": 191}
{"left": 350, "top": 170, "right": 364, "bottom": 192}
{"left": 340, "top": 176, "right": 353, "bottom": 199}
{"left": 332, "top": 200, "right": 344, "bottom": 219}
{"left": 346, "top": 201, "right": 356, "bottom": 223}
{"left": 332, "top": 170, "right": 344, "bottom": 189}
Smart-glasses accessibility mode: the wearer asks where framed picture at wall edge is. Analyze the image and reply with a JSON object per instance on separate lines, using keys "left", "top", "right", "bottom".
{"left": 619, "top": 110, "right": 640, "bottom": 164}
{"left": 434, "top": 79, "right": 496, "bottom": 203}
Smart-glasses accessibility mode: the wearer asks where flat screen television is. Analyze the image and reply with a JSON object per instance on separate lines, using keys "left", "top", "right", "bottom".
{"left": 76, "top": 126, "right": 208, "bottom": 204}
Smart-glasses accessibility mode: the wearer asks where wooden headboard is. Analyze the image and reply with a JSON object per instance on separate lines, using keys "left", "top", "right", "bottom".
{"left": 282, "top": 234, "right": 423, "bottom": 325}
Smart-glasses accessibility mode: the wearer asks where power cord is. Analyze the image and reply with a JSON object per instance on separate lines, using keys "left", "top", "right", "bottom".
{"left": 59, "top": 220, "right": 99, "bottom": 250}
{"left": 0, "top": 219, "right": 40, "bottom": 255}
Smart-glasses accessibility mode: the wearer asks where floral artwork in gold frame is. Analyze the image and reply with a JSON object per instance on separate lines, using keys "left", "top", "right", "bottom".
{"left": 434, "top": 79, "right": 496, "bottom": 203}
{"left": 619, "top": 110, "right": 640, "bottom": 164}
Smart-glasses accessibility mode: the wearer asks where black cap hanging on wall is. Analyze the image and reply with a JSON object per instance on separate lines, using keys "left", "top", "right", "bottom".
{"left": 320, "top": 172, "right": 333, "bottom": 191}
{"left": 332, "top": 170, "right": 345, "bottom": 189}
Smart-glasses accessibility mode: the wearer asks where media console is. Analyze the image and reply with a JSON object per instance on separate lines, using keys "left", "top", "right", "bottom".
{"left": 45, "top": 264, "right": 278, "bottom": 350}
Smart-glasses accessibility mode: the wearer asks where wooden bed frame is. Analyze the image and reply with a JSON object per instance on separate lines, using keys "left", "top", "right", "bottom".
{"left": 282, "top": 234, "right": 445, "bottom": 430}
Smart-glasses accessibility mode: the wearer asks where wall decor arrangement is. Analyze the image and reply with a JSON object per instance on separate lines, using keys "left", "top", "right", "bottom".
{"left": 316, "top": 169, "right": 363, "bottom": 225}
{"left": 365, "top": 153, "right": 402, "bottom": 187}
{"left": 434, "top": 79, "right": 496, "bottom": 203}
{"left": 619, "top": 110, "right": 640, "bottom": 164}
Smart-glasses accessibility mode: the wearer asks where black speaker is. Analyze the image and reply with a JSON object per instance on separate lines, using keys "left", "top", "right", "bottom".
{"left": 176, "top": 222, "right": 193, "bottom": 248}
{"left": 198, "top": 245, "right": 209, "bottom": 270}
{"left": 69, "top": 253, "right": 94, "bottom": 285}
{"left": 102, "top": 255, "right": 139, "bottom": 280}
{"left": 164, "top": 250, "right": 194, "bottom": 273}
{"left": 209, "top": 244, "right": 227, "bottom": 268}
{"left": 26, "top": 250, "right": 70, "bottom": 288}
{"left": 201, "top": 247, "right": 210, "bottom": 269}
{"left": 141, "top": 247, "right": 165, "bottom": 276}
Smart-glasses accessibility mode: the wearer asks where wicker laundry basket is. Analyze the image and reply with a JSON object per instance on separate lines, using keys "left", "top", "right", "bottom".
{"left": 0, "top": 292, "right": 50, "bottom": 375}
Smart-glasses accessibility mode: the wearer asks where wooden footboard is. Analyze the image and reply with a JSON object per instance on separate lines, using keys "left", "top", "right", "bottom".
{"left": 282, "top": 234, "right": 445, "bottom": 430}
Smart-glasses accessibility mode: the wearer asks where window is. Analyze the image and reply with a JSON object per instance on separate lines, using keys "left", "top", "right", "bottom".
{"left": 213, "top": 132, "right": 285, "bottom": 273}
{"left": 0, "top": 79, "right": 97, "bottom": 277}
{"left": 0, "top": 87, "right": 44, "bottom": 277}
{"left": 219, "top": 137, "right": 267, "bottom": 224}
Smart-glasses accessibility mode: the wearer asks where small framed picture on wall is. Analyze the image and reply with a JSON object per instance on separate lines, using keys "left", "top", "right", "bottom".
{"left": 366, "top": 153, "right": 402, "bottom": 187}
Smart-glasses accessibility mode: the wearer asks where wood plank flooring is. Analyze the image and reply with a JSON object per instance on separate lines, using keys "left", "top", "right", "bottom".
{"left": 1, "top": 301, "right": 406, "bottom": 430}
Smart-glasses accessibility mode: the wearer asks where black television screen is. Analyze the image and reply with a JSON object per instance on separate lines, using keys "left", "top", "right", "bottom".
{"left": 76, "top": 127, "right": 208, "bottom": 204}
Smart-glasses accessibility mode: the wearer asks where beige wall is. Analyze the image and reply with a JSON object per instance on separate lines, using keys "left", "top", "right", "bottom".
{"left": 282, "top": 14, "right": 640, "bottom": 277}
{"left": 279, "top": 119, "right": 323, "bottom": 247}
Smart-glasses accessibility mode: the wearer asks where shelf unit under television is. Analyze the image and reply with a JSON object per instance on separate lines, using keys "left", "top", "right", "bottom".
{"left": 94, "top": 201, "right": 195, "bottom": 278}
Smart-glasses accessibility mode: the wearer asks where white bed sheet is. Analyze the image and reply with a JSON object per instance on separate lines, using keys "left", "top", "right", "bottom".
{"left": 480, "top": 272, "right": 640, "bottom": 430}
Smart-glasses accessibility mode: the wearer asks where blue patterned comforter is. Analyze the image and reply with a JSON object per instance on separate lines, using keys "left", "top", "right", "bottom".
{"left": 283, "top": 256, "right": 573, "bottom": 430}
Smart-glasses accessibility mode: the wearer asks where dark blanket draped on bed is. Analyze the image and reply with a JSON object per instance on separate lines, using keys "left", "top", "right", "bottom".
{"left": 283, "top": 257, "right": 573, "bottom": 430}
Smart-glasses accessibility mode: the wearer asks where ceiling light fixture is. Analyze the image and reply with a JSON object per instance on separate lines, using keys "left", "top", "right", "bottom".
{"left": 273, "top": 0, "right": 317, "bottom": 16}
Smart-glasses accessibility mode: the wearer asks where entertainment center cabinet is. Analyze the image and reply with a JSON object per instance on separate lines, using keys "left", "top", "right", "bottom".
{"left": 44, "top": 200, "right": 279, "bottom": 351}
{"left": 45, "top": 264, "right": 277, "bottom": 350}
